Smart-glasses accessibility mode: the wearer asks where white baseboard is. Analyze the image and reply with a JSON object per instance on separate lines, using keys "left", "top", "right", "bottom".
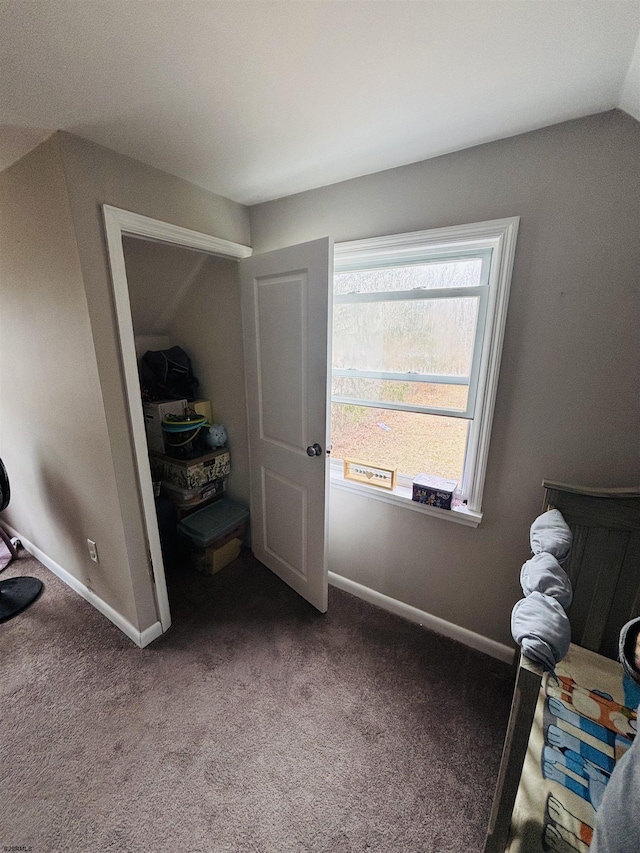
{"left": 2, "top": 524, "right": 162, "bottom": 649}
{"left": 328, "top": 571, "right": 515, "bottom": 664}
{"left": 139, "top": 621, "right": 164, "bottom": 648}
{"left": 3, "top": 523, "right": 512, "bottom": 660}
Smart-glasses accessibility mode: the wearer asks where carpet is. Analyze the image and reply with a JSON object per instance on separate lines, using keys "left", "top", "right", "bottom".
{"left": 0, "top": 549, "right": 514, "bottom": 853}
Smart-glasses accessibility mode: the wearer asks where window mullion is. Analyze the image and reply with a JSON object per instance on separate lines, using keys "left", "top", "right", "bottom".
{"left": 462, "top": 276, "right": 490, "bottom": 419}
{"left": 331, "top": 396, "right": 472, "bottom": 420}
{"left": 334, "top": 284, "right": 487, "bottom": 304}
{"left": 332, "top": 368, "right": 470, "bottom": 386}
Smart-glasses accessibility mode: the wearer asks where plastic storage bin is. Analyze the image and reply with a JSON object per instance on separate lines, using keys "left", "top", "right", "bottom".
{"left": 177, "top": 499, "right": 249, "bottom": 575}
{"left": 162, "top": 478, "right": 227, "bottom": 511}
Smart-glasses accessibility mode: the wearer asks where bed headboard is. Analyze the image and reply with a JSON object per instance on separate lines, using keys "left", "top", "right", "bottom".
{"left": 542, "top": 480, "right": 640, "bottom": 660}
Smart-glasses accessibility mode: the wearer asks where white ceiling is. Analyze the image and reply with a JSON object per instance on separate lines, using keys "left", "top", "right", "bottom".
{"left": 1, "top": 1, "right": 639, "bottom": 205}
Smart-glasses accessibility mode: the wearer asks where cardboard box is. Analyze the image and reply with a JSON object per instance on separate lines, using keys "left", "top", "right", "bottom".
{"left": 149, "top": 447, "right": 230, "bottom": 490}
{"left": 143, "top": 399, "right": 186, "bottom": 453}
{"left": 190, "top": 537, "right": 242, "bottom": 575}
{"left": 412, "top": 473, "right": 457, "bottom": 509}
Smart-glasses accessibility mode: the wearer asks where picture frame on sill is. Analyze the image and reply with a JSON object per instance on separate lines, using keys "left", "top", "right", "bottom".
{"left": 343, "top": 459, "right": 397, "bottom": 491}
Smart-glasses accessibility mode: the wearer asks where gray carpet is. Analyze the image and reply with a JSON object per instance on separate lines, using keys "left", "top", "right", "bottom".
{"left": 1, "top": 549, "right": 514, "bottom": 853}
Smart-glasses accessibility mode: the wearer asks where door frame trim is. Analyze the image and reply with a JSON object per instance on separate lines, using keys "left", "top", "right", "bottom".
{"left": 102, "top": 204, "right": 252, "bottom": 632}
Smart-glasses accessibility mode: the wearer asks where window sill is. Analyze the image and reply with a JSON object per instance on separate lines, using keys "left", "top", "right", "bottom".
{"left": 329, "top": 469, "right": 482, "bottom": 528}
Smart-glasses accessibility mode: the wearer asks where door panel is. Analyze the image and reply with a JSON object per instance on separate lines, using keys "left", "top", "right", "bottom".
{"left": 262, "top": 468, "right": 306, "bottom": 577}
{"left": 240, "top": 238, "right": 332, "bottom": 612}
{"left": 256, "top": 273, "right": 306, "bottom": 448}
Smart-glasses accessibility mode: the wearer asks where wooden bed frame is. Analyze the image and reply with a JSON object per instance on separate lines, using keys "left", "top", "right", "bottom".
{"left": 483, "top": 480, "right": 640, "bottom": 853}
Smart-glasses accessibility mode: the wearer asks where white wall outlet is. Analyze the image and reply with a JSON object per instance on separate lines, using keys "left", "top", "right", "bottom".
{"left": 87, "top": 539, "right": 99, "bottom": 563}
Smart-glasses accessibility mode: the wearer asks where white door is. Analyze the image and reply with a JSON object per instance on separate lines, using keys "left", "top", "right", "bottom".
{"left": 240, "top": 238, "right": 332, "bottom": 612}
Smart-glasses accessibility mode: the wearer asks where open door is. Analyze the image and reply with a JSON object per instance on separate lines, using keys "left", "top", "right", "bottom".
{"left": 240, "top": 238, "right": 332, "bottom": 612}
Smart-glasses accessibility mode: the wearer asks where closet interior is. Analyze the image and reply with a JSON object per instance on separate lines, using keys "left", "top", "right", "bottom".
{"left": 121, "top": 235, "right": 251, "bottom": 600}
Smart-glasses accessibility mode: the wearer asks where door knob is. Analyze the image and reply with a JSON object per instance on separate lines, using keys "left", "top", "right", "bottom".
{"left": 306, "top": 443, "right": 323, "bottom": 457}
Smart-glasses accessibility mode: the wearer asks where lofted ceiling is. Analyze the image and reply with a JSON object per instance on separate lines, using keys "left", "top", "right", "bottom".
{"left": 1, "top": 0, "right": 639, "bottom": 205}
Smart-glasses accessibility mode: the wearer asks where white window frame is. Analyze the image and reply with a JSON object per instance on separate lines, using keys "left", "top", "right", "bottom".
{"left": 330, "top": 217, "right": 519, "bottom": 527}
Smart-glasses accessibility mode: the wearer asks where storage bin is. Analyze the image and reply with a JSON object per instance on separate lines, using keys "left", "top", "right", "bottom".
{"left": 149, "top": 447, "right": 230, "bottom": 490}
{"left": 177, "top": 499, "right": 249, "bottom": 575}
{"left": 191, "top": 537, "right": 242, "bottom": 575}
{"left": 162, "top": 477, "right": 227, "bottom": 508}
{"left": 189, "top": 399, "right": 212, "bottom": 424}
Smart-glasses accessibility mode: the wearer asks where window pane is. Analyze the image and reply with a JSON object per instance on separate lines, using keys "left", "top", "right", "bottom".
{"left": 332, "top": 376, "right": 469, "bottom": 412}
{"left": 331, "top": 403, "right": 468, "bottom": 484}
{"left": 332, "top": 297, "right": 479, "bottom": 376}
{"left": 334, "top": 258, "right": 482, "bottom": 296}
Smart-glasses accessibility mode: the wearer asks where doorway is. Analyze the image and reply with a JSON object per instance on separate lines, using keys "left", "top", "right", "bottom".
{"left": 122, "top": 234, "right": 252, "bottom": 617}
{"left": 103, "top": 206, "right": 331, "bottom": 642}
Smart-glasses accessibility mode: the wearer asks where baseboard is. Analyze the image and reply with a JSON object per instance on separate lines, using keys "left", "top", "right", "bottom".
{"left": 3, "top": 523, "right": 512, "bottom": 660}
{"left": 328, "top": 571, "right": 515, "bottom": 664}
{"left": 1, "top": 524, "right": 162, "bottom": 649}
{"left": 139, "top": 621, "right": 164, "bottom": 648}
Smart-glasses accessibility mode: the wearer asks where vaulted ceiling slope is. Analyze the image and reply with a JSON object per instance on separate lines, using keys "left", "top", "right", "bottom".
{"left": 1, "top": 0, "right": 639, "bottom": 204}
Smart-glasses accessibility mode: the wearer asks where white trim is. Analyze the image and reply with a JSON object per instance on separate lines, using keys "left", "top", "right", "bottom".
{"left": 332, "top": 369, "right": 470, "bottom": 385}
{"left": 331, "top": 396, "right": 471, "bottom": 419}
{"left": 328, "top": 571, "right": 514, "bottom": 663}
{"left": 103, "top": 205, "right": 253, "bottom": 259}
{"left": 464, "top": 218, "right": 519, "bottom": 511}
{"left": 334, "top": 218, "right": 518, "bottom": 264}
{"left": 330, "top": 466, "right": 482, "bottom": 527}
{"left": 334, "top": 284, "right": 485, "bottom": 302}
{"left": 139, "top": 621, "right": 164, "bottom": 648}
{"left": 102, "top": 205, "right": 252, "bottom": 634}
{"left": 2, "top": 524, "right": 162, "bottom": 648}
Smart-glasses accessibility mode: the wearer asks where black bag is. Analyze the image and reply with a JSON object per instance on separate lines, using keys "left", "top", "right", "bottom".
{"left": 139, "top": 346, "right": 199, "bottom": 402}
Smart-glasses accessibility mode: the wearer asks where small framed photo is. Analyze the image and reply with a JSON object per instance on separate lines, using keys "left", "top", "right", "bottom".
{"left": 343, "top": 459, "right": 397, "bottom": 490}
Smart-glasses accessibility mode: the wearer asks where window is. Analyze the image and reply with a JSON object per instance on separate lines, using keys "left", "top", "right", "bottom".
{"left": 330, "top": 218, "right": 519, "bottom": 525}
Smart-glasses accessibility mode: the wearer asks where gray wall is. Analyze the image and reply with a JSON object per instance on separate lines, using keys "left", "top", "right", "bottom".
{"left": 2, "top": 113, "right": 637, "bottom": 649}
{"left": 1, "top": 132, "right": 250, "bottom": 635}
{"left": 0, "top": 135, "right": 139, "bottom": 625}
{"left": 57, "top": 132, "right": 250, "bottom": 632}
{"left": 249, "top": 110, "right": 640, "bottom": 647}
{"left": 122, "top": 235, "right": 208, "bottom": 336}
{"left": 169, "top": 255, "right": 250, "bottom": 505}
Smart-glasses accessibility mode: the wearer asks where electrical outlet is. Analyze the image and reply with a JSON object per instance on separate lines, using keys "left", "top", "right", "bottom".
{"left": 87, "top": 539, "right": 99, "bottom": 563}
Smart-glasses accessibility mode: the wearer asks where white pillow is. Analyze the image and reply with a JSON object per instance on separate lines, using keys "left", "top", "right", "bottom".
{"left": 530, "top": 509, "right": 572, "bottom": 562}
{"left": 521, "top": 552, "right": 572, "bottom": 608}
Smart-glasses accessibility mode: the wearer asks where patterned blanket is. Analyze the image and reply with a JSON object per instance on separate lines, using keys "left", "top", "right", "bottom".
{"left": 507, "top": 644, "right": 638, "bottom": 853}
